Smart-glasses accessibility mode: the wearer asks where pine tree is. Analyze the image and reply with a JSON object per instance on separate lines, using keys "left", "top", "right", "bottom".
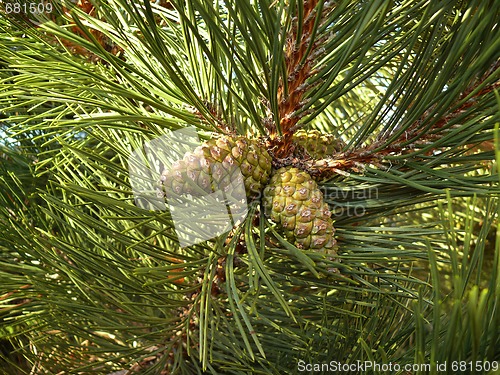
{"left": 1, "top": 0, "right": 499, "bottom": 373}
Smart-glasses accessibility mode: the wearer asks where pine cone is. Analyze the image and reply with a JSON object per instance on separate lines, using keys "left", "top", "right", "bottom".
{"left": 160, "top": 136, "right": 272, "bottom": 198}
{"left": 263, "top": 166, "right": 336, "bottom": 255}
{"left": 293, "top": 129, "right": 345, "bottom": 158}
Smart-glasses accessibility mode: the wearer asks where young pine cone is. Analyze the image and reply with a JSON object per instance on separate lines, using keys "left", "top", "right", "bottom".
{"left": 263, "top": 166, "right": 336, "bottom": 255}
{"left": 293, "top": 129, "right": 345, "bottom": 158}
{"left": 160, "top": 136, "right": 272, "bottom": 199}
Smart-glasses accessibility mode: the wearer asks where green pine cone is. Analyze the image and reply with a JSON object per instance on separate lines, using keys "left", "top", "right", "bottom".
{"left": 293, "top": 129, "right": 345, "bottom": 158}
{"left": 263, "top": 166, "right": 337, "bottom": 255}
{"left": 161, "top": 136, "right": 272, "bottom": 198}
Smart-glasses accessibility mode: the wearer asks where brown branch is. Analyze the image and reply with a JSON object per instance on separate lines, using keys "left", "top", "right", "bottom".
{"left": 303, "top": 151, "right": 383, "bottom": 179}
{"left": 301, "top": 61, "right": 500, "bottom": 178}
{"left": 269, "top": 0, "right": 335, "bottom": 158}
{"left": 302, "top": 63, "right": 499, "bottom": 180}
{"left": 0, "top": 284, "right": 33, "bottom": 301}
{"left": 42, "top": 0, "right": 124, "bottom": 63}
{"left": 185, "top": 102, "right": 235, "bottom": 135}
{"left": 277, "top": 0, "right": 319, "bottom": 135}
{"left": 385, "top": 61, "right": 500, "bottom": 149}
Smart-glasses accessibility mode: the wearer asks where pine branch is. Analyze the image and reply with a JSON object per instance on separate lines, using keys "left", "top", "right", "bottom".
{"left": 380, "top": 61, "right": 500, "bottom": 150}
{"left": 306, "top": 61, "right": 499, "bottom": 181}
{"left": 267, "top": 0, "right": 334, "bottom": 157}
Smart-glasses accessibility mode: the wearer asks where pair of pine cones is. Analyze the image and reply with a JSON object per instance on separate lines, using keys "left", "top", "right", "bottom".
{"left": 160, "top": 131, "right": 342, "bottom": 257}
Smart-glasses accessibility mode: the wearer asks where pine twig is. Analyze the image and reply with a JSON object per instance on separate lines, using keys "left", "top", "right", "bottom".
{"left": 306, "top": 62, "right": 500, "bottom": 178}
{"left": 268, "top": 0, "right": 334, "bottom": 158}
{"left": 383, "top": 61, "right": 500, "bottom": 149}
